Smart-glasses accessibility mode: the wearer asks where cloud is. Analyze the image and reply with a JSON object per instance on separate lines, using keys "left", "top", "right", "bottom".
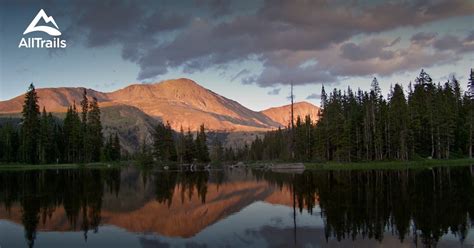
{"left": 433, "top": 33, "right": 474, "bottom": 53}
{"left": 246, "top": 36, "right": 459, "bottom": 86}
{"left": 231, "top": 69, "right": 251, "bottom": 82}
{"left": 340, "top": 38, "right": 396, "bottom": 61}
{"left": 196, "top": 0, "right": 232, "bottom": 17}
{"left": 410, "top": 32, "right": 438, "bottom": 44}
{"left": 66, "top": 0, "right": 474, "bottom": 86}
{"left": 306, "top": 93, "right": 321, "bottom": 99}
{"left": 267, "top": 88, "right": 281, "bottom": 95}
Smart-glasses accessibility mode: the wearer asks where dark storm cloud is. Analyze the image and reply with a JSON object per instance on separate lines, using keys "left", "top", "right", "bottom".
{"left": 66, "top": 0, "right": 474, "bottom": 86}
{"left": 258, "top": 0, "right": 474, "bottom": 33}
{"left": 75, "top": 1, "right": 145, "bottom": 47}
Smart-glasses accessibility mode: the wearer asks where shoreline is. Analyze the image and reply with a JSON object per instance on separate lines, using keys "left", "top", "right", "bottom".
{"left": 304, "top": 158, "right": 474, "bottom": 170}
{"left": 0, "top": 158, "right": 473, "bottom": 171}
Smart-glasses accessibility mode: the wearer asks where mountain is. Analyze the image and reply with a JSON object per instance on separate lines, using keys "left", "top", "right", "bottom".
{"left": 0, "top": 79, "right": 320, "bottom": 151}
{"left": 107, "top": 79, "right": 280, "bottom": 131}
{"left": 0, "top": 87, "right": 109, "bottom": 113}
{"left": 100, "top": 104, "right": 158, "bottom": 154}
{"left": 261, "top": 101, "right": 320, "bottom": 127}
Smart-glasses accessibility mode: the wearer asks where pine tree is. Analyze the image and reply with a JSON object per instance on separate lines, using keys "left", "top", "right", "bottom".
{"left": 111, "top": 133, "right": 121, "bottom": 161}
{"left": 184, "top": 128, "right": 196, "bottom": 163}
{"left": 409, "top": 69, "right": 436, "bottom": 158}
{"left": 88, "top": 97, "right": 102, "bottom": 162}
{"left": 195, "top": 124, "right": 210, "bottom": 162}
{"left": 243, "top": 70, "right": 473, "bottom": 163}
{"left": 466, "top": 71, "right": 474, "bottom": 158}
{"left": 103, "top": 134, "right": 113, "bottom": 161}
{"left": 152, "top": 122, "right": 177, "bottom": 162}
{"left": 0, "top": 122, "right": 19, "bottom": 162}
{"left": 176, "top": 126, "right": 186, "bottom": 163}
{"left": 468, "top": 69, "right": 474, "bottom": 100}
{"left": 72, "top": 104, "right": 83, "bottom": 162}
{"left": 138, "top": 138, "right": 153, "bottom": 165}
{"left": 63, "top": 104, "right": 82, "bottom": 163}
{"left": 39, "top": 108, "right": 49, "bottom": 163}
{"left": 210, "top": 138, "right": 224, "bottom": 162}
{"left": 388, "top": 84, "right": 409, "bottom": 160}
{"left": 39, "top": 108, "right": 56, "bottom": 163}
{"left": 80, "top": 89, "right": 91, "bottom": 162}
{"left": 20, "top": 83, "right": 41, "bottom": 164}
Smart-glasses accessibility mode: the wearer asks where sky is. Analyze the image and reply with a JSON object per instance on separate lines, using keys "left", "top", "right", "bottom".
{"left": 0, "top": 0, "right": 473, "bottom": 111}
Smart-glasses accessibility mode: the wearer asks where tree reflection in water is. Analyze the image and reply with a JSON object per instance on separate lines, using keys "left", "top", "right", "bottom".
{"left": 0, "top": 169, "right": 121, "bottom": 247}
{"left": 255, "top": 166, "right": 474, "bottom": 247}
{"left": 0, "top": 166, "right": 473, "bottom": 247}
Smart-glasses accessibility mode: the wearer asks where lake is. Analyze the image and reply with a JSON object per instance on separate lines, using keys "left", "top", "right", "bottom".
{"left": 0, "top": 166, "right": 473, "bottom": 247}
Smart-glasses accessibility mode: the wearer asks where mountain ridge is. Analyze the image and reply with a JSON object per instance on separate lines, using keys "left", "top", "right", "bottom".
{"left": 0, "top": 78, "right": 319, "bottom": 132}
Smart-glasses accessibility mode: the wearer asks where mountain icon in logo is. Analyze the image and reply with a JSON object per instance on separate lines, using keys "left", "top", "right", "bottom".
{"left": 23, "top": 9, "right": 61, "bottom": 36}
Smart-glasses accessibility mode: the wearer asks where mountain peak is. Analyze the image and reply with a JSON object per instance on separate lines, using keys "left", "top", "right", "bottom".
{"left": 0, "top": 79, "right": 318, "bottom": 132}
{"left": 261, "top": 101, "right": 320, "bottom": 127}
{"left": 158, "top": 78, "right": 202, "bottom": 88}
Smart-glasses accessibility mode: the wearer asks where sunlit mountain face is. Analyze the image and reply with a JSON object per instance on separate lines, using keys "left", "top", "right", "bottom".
{"left": 0, "top": 79, "right": 320, "bottom": 132}
{"left": 0, "top": 167, "right": 473, "bottom": 247}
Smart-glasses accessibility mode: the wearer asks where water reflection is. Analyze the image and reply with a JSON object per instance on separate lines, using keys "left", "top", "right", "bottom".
{"left": 0, "top": 166, "right": 473, "bottom": 247}
{"left": 256, "top": 168, "right": 474, "bottom": 247}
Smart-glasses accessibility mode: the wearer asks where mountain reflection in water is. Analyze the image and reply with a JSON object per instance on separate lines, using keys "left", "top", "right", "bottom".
{"left": 0, "top": 166, "right": 473, "bottom": 248}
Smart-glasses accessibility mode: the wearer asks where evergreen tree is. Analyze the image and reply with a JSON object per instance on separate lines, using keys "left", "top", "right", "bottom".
{"left": 210, "top": 138, "right": 224, "bottom": 162}
{"left": 0, "top": 122, "right": 19, "bottom": 162}
{"left": 466, "top": 72, "right": 474, "bottom": 158}
{"left": 153, "top": 122, "right": 177, "bottom": 162}
{"left": 195, "top": 124, "right": 210, "bottom": 162}
{"left": 137, "top": 138, "right": 153, "bottom": 165}
{"left": 389, "top": 84, "right": 409, "bottom": 160}
{"left": 63, "top": 104, "right": 82, "bottom": 163}
{"left": 111, "top": 133, "right": 121, "bottom": 161}
{"left": 20, "top": 83, "right": 41, "bottom": 164}
{"left": 184, "top": 128, "right": 196, "bottom": 163}
{"left": 176, "top": 126, "right": 186, "bottom": 163}
{"left": 468, "top": 69, "right": 474, "bottom": 100}
{"left": 81, "top": 89, "right": 91, "bottom": 161}
{"left": 39, "top": 108, "right": 56, "bottom": 163}
{"left": 88, "top": 97, "right": 102, "bottom": 162}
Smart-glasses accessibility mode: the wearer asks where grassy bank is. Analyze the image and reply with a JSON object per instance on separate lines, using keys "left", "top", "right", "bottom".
{"left": 304, "top": 158, "right": 474, "bottom": 170}
{"left": 2, "top": 158, "right": 473, "bottom": 172}
{"left": 0, "top": 162, "right": 127, "bottom": 171}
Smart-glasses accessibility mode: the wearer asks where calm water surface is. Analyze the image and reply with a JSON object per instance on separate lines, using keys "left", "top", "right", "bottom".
{"left": 0, "top": 166, "right": 473, "bottom": 248}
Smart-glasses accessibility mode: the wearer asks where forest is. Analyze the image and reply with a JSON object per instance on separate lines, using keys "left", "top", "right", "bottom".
{"left": 0, "top": 84, "right": 120, "bottom": 164}
{"left": 0, "top": 83, "right": 211, "bottom": 165}
{"left": 225, "top": 69, "right": 474, "bottom": 162}
{"left": 138, "top": 122, "right": 211, "bottom": 164}
{"left": 1, "top": 69, "right": 473, "bottom": 165}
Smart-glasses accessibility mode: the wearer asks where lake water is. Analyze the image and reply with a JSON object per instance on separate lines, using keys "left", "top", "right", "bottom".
{"left": 0, "top": 166, "right": 473, "bottom": 248}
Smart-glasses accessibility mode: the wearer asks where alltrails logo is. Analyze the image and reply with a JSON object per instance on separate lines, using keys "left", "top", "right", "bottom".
{"left": 18, "top": 9, "right": 67, "bottom": 48}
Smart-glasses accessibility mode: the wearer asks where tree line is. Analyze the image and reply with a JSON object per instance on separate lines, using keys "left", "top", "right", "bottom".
{"left": 139, "top": 123, "right": 210, "bottom": 164}
{"left": 0, "top": 84, "right": 121, "bottom": 164}
{"left": 239, "top": 69, "right": 474, "bottom": 162}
